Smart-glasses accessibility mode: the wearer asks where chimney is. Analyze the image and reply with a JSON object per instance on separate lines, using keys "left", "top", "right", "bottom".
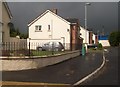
{"left": 51, "top": 9, "right": 57, "bottom": 14}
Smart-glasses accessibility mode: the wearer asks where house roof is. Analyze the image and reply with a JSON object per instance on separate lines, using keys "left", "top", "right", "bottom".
{"left": 65, "top": 18, "right": 79, "bottom": 24}
{"left": 80, "top": 26, "right": 98, "bottom": 36}
{"left": 80, "top": 26, "right": 89, "bottom": 32}
{"left": 3, "top": 2, "right": 12, "bottom": 19}
{"left": 28, "top": 10, "right": 71, "bottom": 27}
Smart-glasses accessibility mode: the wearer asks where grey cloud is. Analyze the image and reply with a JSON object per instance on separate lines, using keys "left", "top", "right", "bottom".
{"left": 8, "top": 2, "right": 118, "bottom": 35}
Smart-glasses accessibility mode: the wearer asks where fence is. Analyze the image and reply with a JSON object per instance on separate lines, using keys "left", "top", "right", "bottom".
{"left": 1, "top": 42, "right": 82, "bottom": 57}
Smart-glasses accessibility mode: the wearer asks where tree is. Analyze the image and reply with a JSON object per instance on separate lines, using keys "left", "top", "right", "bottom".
{"left": 8, "top": 22, "right": 17, "bottom": 37}
{"left": 108, "top": 31, "right": 120, "bottom": 46}
{"left": 8, "top": 22, "right": 28, "bottom": 39}
{"left": 8, "top": 22, "right": 15, "bottom": 33}
{"left": 20, "top": 33, "right": 28, "bottom": 39}
{"left": 16, "top": 28, "right": 20, "bottom": 35}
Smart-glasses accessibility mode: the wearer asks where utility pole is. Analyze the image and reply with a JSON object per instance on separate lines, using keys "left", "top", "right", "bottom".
{"left": 84, "top": 3, "right": 91, "bottom": 52}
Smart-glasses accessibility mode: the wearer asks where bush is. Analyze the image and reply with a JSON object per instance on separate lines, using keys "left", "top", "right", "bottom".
{"left": 98, "top": 43, "right": 103, "bottom": 50}
{"left": 108, "top": 31, "right": 120, "bottom": 46}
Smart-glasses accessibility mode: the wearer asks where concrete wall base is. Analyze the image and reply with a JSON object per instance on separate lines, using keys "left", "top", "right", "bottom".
{"left": 1, "top": 50, "right": 80, "bottom": 71}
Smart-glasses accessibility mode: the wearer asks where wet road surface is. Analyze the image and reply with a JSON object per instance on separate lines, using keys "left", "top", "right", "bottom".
{"left": 82, "top": 47, "right": 119, "bottom": 85}
{"left": 2, "top": 52, "right": 103, "bottom": 85}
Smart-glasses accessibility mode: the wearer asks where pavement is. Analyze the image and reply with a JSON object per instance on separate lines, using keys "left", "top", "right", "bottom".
{"left": 1, "top": 50, "right": 104, "bottom": 86}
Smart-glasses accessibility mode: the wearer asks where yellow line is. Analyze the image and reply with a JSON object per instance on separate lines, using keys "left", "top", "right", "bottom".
{"left": 1, "top": 81, "right": 71, "bottom": 86}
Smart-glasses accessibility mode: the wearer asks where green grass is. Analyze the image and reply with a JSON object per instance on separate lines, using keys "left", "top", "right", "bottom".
{"left": 32, "top": 51, "right": 66, "bottom": 56}
{"left": 88, "top": 48, "right": 103, "bottom": 53}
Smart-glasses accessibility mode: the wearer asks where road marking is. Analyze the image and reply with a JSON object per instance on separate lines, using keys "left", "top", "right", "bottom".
{"left": 73, "top": 51, "right": 106, "bottom": 86}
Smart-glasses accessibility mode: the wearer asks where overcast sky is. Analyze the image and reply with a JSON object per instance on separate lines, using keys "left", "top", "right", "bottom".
{"left": 7, "top": 2, "right": 119, "bottom": 35}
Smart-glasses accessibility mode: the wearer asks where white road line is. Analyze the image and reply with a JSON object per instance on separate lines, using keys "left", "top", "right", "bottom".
{"left": 73, "top": 51, "right": 106, "bottom": 86}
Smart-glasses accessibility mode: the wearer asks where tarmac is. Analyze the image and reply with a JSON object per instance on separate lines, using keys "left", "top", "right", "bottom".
{"left": 1, "top": 49, "right": 106, "bottom": 87}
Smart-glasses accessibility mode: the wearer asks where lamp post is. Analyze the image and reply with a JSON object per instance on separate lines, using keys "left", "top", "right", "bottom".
{"left": 85, "top": 2, "right": 91, "bottom": 52}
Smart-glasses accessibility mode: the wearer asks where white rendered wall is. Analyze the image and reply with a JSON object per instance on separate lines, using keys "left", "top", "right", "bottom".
{"left": 28, "top": 11, "right": 70, "bottom": 50}
{"left": 80, "top": 26, "right": 89, "bottom": 44}
{"left": 93, "top": 34, "right": 96, "bottom": 44}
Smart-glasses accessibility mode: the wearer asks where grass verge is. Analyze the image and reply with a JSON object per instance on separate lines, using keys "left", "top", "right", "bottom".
{"left": 31, "top": 51, "right": 68, "bottom": 56}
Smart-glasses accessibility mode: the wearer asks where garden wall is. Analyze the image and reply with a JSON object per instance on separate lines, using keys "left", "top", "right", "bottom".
{"left": 1, "top": 50, "right": 80, "bottom": 71}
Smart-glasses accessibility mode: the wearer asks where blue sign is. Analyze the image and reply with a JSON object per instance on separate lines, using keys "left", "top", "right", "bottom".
{"left": 98, "top": 35, "right": 109, "bottom": 40}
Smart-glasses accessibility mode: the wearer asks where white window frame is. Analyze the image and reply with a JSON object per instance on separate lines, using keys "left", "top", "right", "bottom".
{"left": 35, "top": 25, "right": 42, "bottom": 32}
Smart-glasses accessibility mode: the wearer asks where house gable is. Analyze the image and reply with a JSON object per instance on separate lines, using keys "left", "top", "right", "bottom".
{"left": 3, "top": 2, "right": 12, "bottom": 19}
{"left": 28, "top": 11, "right": 71, "bottom": 40}
{"left": 1, "top": 2, "right": 12, "bottom": 42}
{"left": 28, "top": 10, "right": 70, "bottom": 27}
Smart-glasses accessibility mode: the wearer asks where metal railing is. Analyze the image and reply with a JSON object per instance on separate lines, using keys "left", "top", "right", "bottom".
{"left": 1, "top": 42, "right": 82, "bottom": 57}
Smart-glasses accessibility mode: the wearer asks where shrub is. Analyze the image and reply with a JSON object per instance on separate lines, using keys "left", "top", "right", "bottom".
{"left": 98, "top": 43, "right": 103, "bottom": 50}
{"left": 108, "top": 31, "right": 120, "bottom": 46}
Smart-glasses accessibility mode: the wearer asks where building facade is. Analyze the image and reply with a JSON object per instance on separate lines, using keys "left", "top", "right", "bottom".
{"left": 0, "top": 2, "right": 12, "bottom": 43}
{"left": 28, "top": 9, "right": 82, "bottom": 50}
{"left": 80, "top": 26, "right": 98, "bottom": 45}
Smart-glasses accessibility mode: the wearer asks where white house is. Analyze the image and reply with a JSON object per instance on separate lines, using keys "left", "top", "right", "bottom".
{"left": 93, "top": 33, "right": 98, "bottom": 44}
{"left": 28, "top": 9, "right": 82, "bottom": 50}
{"left": 80, "top": 26, "right": 98, "bottom": 45}
{"left": 80, "top": 26, "right": 89, "bottom": 44}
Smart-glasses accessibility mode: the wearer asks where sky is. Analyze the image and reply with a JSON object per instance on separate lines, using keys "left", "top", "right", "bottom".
{"left": 7, "top": 2, "right": 119, "bottom": 35}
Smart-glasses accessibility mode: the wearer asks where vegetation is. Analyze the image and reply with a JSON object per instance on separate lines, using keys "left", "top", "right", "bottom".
{"left": 8, "top": 22, "right": 28, "bottom": 39}
{"left": 97, "top": 43, "right": 103, "bottom": 50}
{"left": 2, "top": 49, "right": 31, "bottom": 56}
{"left": 108, "top": 31, "right": 120, "bottom": 46}
{"left": 32, "top": 51, "right": 66, "bottom": 56}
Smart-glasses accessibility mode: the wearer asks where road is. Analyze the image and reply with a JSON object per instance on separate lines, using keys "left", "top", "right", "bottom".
{"left": 82, "top": 47, "right": 119, "bottom": 85}
{"left": 2, "top": 51, "right": 103, "bottom": 85}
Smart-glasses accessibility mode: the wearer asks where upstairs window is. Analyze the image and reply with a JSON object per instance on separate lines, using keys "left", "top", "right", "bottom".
{"left": 35, "top": 25, "right": 42, "bottom": 32}
{"left": 48, "top": 25, "right": 50, "bottom": 31}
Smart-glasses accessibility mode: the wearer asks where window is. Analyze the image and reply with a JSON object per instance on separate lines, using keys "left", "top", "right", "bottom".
{"left": 39, "top": 26, "right": 42, "bottom": 31}
{"left": 48, "top": 25, "right": 50, "bottom": 31}
{"left": 35, "top": 26, "right": 38, "bottom": 31}
{"left": 35, "top": 25, "right": 42, "bottom": 32}
{"left": 67, "top": 29, "right": 69, "bottom": 32}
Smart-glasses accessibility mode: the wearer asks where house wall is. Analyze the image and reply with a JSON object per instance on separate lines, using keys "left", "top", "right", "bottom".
{"left": 71, "top": 25, "right": 77, "bottom": 50}
{"left": 2, "top": 2, "right": 10, "bottom": 42}
{"left": 99, "top": 40, "right": 110, "bottom": 47}
{"left": 70, "top": 23, "right": 82, "bottom": 50}
{"left": 0, "top": 1, "right": 2, "bottom": 22}
{"left": 93, "top": 34, "right": 95, "bottom": 44}
{"left": 80, "top": 26, "right": 89, "bottom": 44}
{"left": 95, "top": 35, "right": 98, "bottom": 44}
{"left": 0, "top": 1, "right": 2, "bottom": 60}
{"left": 29, "top": 12, "right": 71, "bottom": 50}
{"left": 89, "top": 31, "right": 93, "bottom": 44}
{"left": 93, "top": 34, "right": 98, "bottom": 44}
